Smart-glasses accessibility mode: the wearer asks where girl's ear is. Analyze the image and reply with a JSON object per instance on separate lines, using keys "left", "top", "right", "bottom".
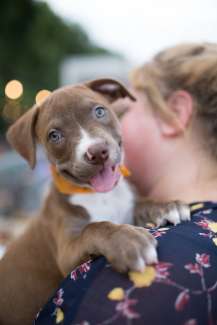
{"left": 157, "top": 90, "right": 193, "bottom": 137}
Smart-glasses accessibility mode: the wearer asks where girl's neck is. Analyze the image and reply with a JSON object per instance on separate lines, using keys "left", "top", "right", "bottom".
{"left": 144, "top": 148, "right": 217, "bottom": 203}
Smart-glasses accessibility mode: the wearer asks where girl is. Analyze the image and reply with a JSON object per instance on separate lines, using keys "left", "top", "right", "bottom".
{"left": 36, "top": 43, "right": 217, "bottom": 325}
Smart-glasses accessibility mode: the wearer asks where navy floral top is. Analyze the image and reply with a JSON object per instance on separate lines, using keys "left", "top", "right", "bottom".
{"left": 35, "top": 202, "right": 217, "bottom": 325}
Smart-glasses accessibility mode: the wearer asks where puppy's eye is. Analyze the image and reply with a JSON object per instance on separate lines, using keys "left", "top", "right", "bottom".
{"left": 48, "top": 129, "right": 64, "bottom": 144}
{"left": 94, "top": 106, "right": 106, "bottom": 119}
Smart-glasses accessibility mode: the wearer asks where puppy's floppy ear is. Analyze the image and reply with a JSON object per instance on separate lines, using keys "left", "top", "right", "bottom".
{"left": 86, "top": 78, "right": 136, "bottom": 102}
{"left": 6, "top": 105, "right": 39, "bottom": 169}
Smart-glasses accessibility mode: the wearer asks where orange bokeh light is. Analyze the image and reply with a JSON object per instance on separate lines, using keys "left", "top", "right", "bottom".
{"left": 5, "top": 80, "right": 23, "bottom": 100}
{"left": 35, "top": 90, "right": 51, "bottom": 104}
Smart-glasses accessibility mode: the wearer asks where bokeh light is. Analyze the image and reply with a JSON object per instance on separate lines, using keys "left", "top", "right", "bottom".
{"left": 35, "top": 89, "right": 51, "bottom": 104}
{"left": 5, "top": 80, "right": 23, "bottom": 100}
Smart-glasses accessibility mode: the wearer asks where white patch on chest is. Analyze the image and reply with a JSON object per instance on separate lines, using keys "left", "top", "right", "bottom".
{"left": 69, "top": 178, "right": 135, "bottom": 225}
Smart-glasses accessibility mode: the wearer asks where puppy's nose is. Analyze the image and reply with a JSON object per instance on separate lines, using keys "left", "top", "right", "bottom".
{"left": 85, "top": 143, "right": 109, "bottom": 165}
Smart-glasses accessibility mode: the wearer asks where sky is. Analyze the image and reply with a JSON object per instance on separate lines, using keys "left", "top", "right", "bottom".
{"left": 44, "top": 0, "right": 217, "bottom": 65}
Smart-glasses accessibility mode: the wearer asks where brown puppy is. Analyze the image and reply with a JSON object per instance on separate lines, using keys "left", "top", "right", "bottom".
{"left": 0, "top": 79, "right": 190, "bottom": 325}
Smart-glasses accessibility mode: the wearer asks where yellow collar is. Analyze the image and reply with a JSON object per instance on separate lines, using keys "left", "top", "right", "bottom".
{"left": 50, "top": 164, "right": 131, "bottom": 195}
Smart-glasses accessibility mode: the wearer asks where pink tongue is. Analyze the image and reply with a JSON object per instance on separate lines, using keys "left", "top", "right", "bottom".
{"left": 90, "top": 165, "right": 121, "bottom": 193}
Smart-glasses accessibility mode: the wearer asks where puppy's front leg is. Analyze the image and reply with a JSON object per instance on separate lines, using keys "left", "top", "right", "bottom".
{"left": 57, "top": 221, "right": 158, "bottom": 276}
{"left": 134, "top": 198, "right": 190, "bottom": 228}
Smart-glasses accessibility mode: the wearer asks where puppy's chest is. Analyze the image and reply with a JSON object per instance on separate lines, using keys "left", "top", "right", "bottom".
{"left": 69, "top": 179, "right": 135, "bottom": 224}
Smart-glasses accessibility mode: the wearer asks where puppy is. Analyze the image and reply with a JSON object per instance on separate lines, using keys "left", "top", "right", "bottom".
{"left": 0, "top": 79, "right": 190, "bottom": 325}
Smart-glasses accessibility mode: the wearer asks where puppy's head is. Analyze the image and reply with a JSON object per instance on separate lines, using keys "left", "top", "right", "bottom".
{"left": 7, "top": 79, "right": 135, "bottom": 193}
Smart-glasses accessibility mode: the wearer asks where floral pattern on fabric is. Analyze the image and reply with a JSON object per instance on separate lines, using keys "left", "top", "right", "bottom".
{"left": 194, "top": 217, "right": 217, "bottom": 246}
{"left": 35, "top": 202, "right": 217, "bottom": 325}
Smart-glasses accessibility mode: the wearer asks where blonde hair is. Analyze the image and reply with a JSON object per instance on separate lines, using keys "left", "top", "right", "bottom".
{"left": 130, "top": 43, "right": 217, "bottom": 155}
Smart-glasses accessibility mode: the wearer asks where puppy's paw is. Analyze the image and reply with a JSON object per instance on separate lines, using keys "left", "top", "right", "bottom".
{"left": 134, "top": 200, "right": 191, "bottom": 228}
{"left": 161, "top": 201, "right": 190, "bottom": 226}
{"left": 105, "top": 224, "right": 158, "bottom": 273}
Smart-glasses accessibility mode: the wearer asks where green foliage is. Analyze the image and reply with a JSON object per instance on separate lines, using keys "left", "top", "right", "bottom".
{"left": 0, "top": 0, "right": 108, "bottom": 138}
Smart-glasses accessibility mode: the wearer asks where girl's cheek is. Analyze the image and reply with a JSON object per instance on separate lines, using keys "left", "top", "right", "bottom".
{"left": 121, "top": 103, "right": 161, "bottom": 182}
{"left": 121, "top": 109, "right": 148, "bottom": 170}
{"left": 121, "top": 110, "right": 138, "bottom": 153}
{"left": 121, "top": 107, "right": 150, "bottom": 154}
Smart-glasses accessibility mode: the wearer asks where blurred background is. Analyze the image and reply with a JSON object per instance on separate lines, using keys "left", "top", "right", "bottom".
{"left": 0, "top": 0, "right": 217, "bottom": 252}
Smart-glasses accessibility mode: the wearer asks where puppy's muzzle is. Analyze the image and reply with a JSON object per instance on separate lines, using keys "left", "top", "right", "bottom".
{"left": 84, "top": 143, "right": 109, "bottom": 165}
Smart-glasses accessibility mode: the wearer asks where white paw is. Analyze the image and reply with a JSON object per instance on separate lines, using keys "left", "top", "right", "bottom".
{"left": 109, "top": 224, "right": 158, "bottom": 273}
{"left": 162, "top": 202, "right": 191, "bottom": 226}
{"left": 143, "top": 244, "right": 158, "bottom": 264}
{"left": 134, "top": 243, "right": 158, "bottom": 272}
{"left": 134, "top": 257, "right": 146, "bottom": 272}
{"left": 177, "top": 204, "right": 191, "bottom": 222}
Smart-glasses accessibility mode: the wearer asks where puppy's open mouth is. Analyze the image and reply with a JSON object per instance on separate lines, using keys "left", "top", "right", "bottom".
{"left": 61, "top": 164, "right": 121, "bottom": 193}
{"left": 89, "top": 164, "right": 121, "bottom": 193}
